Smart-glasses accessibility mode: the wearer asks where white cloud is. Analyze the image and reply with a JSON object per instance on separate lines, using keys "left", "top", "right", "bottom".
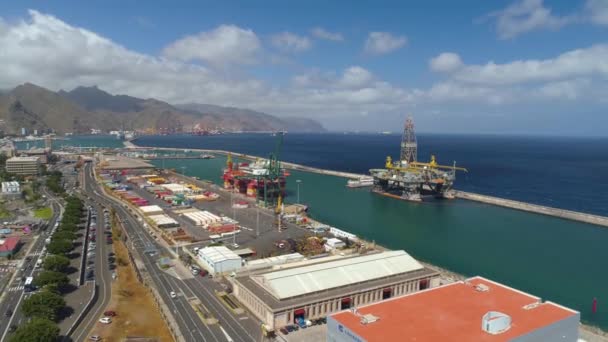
{"left": 271, "top": 32, "right": 312, "bottom": 52}
{"left": 586, "top": 0, "right": 608, "bottom": 25}
{"left": 293, "top": 66, "right": 375, "bottom": 90}
{"left": 338, "top": 66, "right": 374, "bottom": 89}
{"left": 535, "top": 78, "right": 591, "bottom": 99}
{"left": 364, "top": 32, "right": 407, "bottom": 55}
{"left": 488, "top": 0, "right": 576, "bottom": 39}
{"left": 310, "top": 27, "right": 344, "bottom": 41}
{"left": 429, "top": 53, "right": 463, "bottom": 73}
{"left": 162, "top": 24, "right": 260, "bottom": 66}
{"left": 449, "top": 44, "right": 608, "bottom": 85}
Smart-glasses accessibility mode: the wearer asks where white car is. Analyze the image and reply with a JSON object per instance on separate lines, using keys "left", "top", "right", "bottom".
{"left": 99, "top": 317, "right": 112, "bottom": 324}
{"left": 170, "top": 291, "right": 177, "bottom": 298}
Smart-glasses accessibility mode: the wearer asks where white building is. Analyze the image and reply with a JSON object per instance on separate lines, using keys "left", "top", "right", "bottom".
{"left": 324, "top": 238, "right": 346, "bottom": 252}
{"left": 197, "top": 246, "right": 242, "bottom": 275}
{"left": 1, "top": 181, "right": 20, "bottom": 194}
{"left": 5, "top": 156, "right": 41, "bottom": 175}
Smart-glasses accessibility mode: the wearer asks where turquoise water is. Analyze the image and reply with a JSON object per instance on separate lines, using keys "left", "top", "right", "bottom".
{"left": 152, "top": 156, "right": 608, "bottom": 330}
{"left": 14, "top": 135, "right": 125, "bottom": 150}
{"left": 27, "top": 136, "right": 607, "bottom": 329}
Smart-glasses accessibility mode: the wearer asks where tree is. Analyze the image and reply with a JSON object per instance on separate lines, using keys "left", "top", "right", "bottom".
{"left": 51, "top": 230, "right": 76, "bottom": 242}
{"left": 43, "top": 255, "right": 70, "bottom": 273}
{"left": 8, "top": 318, "right": 59, "bottom": 342}
{"left": 47, "top": 239, "right": 73, "bottom": 255}
{"left": 33, "top": 271, "right": 69, "bottom": 289}
{"left": 21, "top": 291, "right": 66, "bottom": 321}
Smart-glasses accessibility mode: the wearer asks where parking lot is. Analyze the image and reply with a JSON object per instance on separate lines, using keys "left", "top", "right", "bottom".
{"left": 277, "top": 321, "right": 327, "bottom": 342}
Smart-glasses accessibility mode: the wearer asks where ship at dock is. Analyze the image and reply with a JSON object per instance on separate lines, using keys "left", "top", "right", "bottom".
{"left": 222, "top": 133, "right": 288, "bottom": 207}
{"left": 368, "top": 116, "right": 467, "bottom": 202}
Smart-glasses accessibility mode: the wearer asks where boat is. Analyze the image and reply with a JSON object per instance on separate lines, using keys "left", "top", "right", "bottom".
{"left": 346, "top": 176, "right": 374, "bottom": 188}
{"left": 201, "top": 154, "right": 215, "bottom": 159}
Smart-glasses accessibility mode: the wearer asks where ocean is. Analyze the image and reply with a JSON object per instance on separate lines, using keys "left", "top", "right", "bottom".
{"left": 134, "top": 133, "right": 608, "bottom": 216}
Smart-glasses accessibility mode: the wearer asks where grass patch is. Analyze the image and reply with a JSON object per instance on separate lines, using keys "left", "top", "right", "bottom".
{"left": 33, "top": 207, "right": 53, "bottom": 220}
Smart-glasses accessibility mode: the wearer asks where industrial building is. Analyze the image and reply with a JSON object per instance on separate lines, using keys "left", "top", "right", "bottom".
{"left": 5, "top": 156, "right": 41, "bottom": 175}
{"left": 232, "top": 250, "right": 439, "bottom": 329}
{"left": 327, "top": 276, "right": 580, "bottom": 342}
{"left": 197, "top": 246, "right": 242, "bottom": 275}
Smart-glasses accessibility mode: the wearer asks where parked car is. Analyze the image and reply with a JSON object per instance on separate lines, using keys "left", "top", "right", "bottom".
{"left": 103, "top": 310, "right": 117, "bottom": 317}
{"left": 99, "top": 317, "right": 112, "bottom": 324}
{"left": 5, "top": 308, "right": 13, "bottom": 317}
{"left": 89, "top": 335, "right": 102, "bottom": 341}
{"left": 285, "top": 325, "right": 294, "bottom": 333}
{"left": 279, "top": 327, "right": 289, "bottom": 335}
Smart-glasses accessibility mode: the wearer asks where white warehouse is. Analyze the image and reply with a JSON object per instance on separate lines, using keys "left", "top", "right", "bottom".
{"left": 197, "top": 246, "right": 242, "bottom": 275}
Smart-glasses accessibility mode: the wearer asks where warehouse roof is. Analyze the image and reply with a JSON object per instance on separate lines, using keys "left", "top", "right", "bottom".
{"left": 330, "top": 276, "right": 579, "bottom": 342}
{"left": 253, "top": 250, "right": 423, "bottom": 300}
{"left": 139, "top": 205, "right": 164, "bottom": 214}
{"left": 198, "top": 246, "right": 241, "bottom": 263}
{"left": 148, "top": 214, "right": 178, "bottom": 226}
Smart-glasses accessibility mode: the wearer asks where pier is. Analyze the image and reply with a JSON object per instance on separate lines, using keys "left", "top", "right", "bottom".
{"left": 455, "top": 191, "right": 608, "bottom": 228}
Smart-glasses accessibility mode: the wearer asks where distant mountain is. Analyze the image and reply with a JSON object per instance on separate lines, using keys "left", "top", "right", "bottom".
{"left": 58, "top": 86, "right": 143, "bottom": 112}
{"left": 0, "top": 83, "right": 324, "bottom": 134}
{"left": 177, "top": 103, "right": 325, "bottom": 132}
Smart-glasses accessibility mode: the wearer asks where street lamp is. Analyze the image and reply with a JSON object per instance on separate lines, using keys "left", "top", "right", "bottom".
{"left": 296, "top": 179, "right": 302, "bottom": 204}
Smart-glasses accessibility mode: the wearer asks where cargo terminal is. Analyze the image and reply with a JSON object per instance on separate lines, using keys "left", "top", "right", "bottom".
{"left": 327, "top": 276, "right": 580, "bottom": 342}
{"left": 231, "top": 250, "right": 440, "bottom": 329}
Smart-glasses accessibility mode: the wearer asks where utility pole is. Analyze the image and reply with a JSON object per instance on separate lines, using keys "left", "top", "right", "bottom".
{"left": 256, "top": 205, "right": 260, "bottom": 237}
{"left": 296, "top": 179, "right": 302, "bottom": 204}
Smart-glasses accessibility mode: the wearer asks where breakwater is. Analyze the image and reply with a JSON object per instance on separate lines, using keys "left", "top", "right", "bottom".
{"left": 129, "top": 143, "right": 608, "bottom": 228}
{"left": 456, "top": 191, "right": 608, "bottom": 228}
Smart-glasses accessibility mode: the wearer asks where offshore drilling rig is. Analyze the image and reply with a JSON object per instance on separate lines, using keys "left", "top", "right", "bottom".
{"left": 369, "top": 116, "right": 467, "bottom": 201}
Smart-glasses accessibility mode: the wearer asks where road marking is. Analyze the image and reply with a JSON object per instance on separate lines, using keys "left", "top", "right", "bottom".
{"left": 219, "top": 326, "right": 234, "bottom": 342}
{"left": 8, "top": 286, "right": 24, "bottom": 292}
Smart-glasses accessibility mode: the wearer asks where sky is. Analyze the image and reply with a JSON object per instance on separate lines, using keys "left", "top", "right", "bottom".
{"left": 0, "top": 0, "right": 607, "bottom": 135}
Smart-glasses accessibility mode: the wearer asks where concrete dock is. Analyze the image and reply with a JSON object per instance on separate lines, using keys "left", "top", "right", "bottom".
{"left": 456, "top": 191, "right": 608, "bottom": 228}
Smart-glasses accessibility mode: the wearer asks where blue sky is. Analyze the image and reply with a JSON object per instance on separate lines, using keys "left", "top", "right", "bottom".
{"left": 0, "top": 0, "right": 607, "bottom": 134}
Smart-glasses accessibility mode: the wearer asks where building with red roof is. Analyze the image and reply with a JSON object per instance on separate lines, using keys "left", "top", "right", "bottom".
{"left": 328, "top": 276, "right": 579, "bottom": 342}
{"left": 0, "top": 237, "right": 20, "bottom": 257}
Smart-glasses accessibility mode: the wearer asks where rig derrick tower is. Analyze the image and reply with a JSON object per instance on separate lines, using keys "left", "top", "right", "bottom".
{"left": 400, "top": 116, "right": 417, "bottom": 164}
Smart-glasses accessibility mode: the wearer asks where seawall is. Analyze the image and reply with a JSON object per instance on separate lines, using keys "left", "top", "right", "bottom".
{"left": 127, "top": 142, "right": 608, "bottom": 228}
{"left": 455, "top": 191, "right": 608, "bottom": 228}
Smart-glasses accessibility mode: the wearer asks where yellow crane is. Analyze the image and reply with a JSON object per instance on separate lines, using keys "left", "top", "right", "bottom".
{"left": 385, "top": 155, "right": 467, "bottom": 172}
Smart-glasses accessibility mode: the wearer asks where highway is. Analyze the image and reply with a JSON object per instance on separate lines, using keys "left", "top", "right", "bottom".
{"left": 0, "top": 192, "right": 62, "bottom": 341}
{"left": 75, "top": 163, "right": 246, "bottom": 342}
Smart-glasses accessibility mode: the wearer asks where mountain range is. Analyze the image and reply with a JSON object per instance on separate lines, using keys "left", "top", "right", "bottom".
{"left": 0, "top": 83, "right": 325, "bottom": 134}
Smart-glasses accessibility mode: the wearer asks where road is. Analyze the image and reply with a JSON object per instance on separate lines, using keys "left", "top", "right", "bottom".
{"left": 69, "top": 195, "right": 113, "bottom": 342}
{"left": 0, "top": 192, "right": 62, "bottom": 341}
{"left": 73, "top": 163, "right": 250, "bottom": 342}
